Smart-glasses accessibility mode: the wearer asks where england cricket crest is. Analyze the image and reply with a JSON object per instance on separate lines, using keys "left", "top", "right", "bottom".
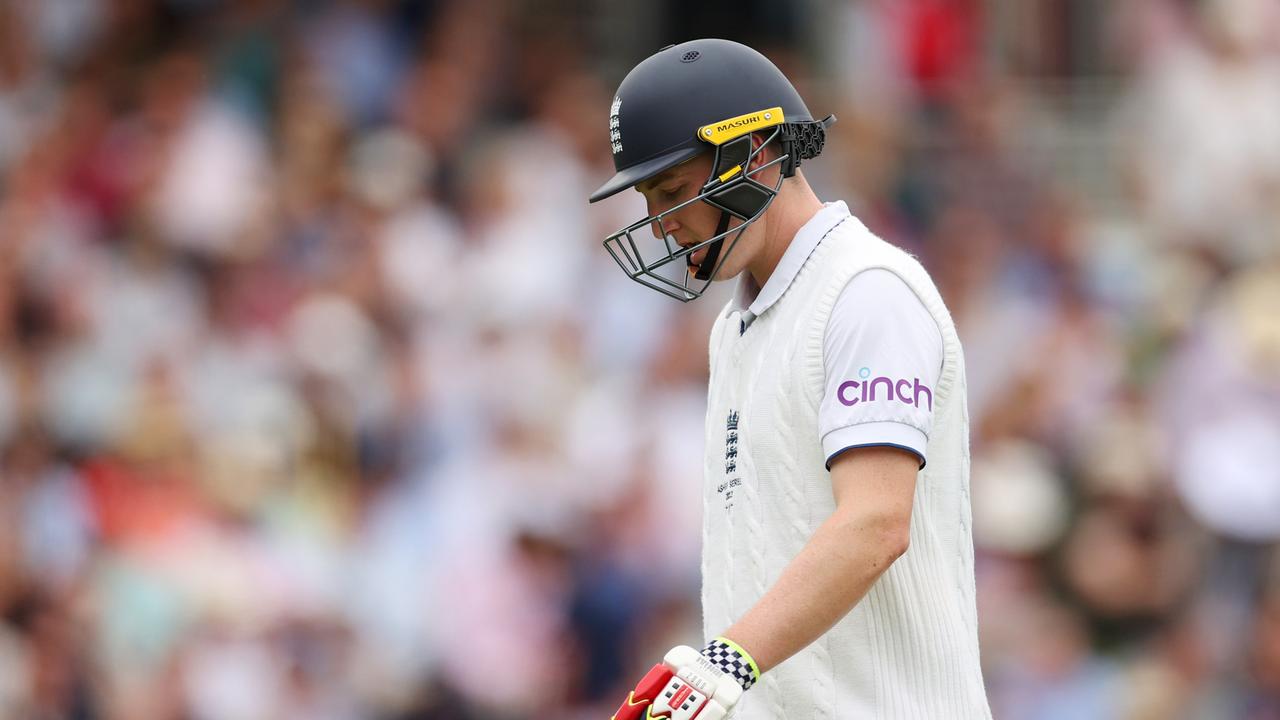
{"left": 609, "top": 97, "right": 623, "bottom": 155}
{"left": 717, "top": 409, "right": 742, "bottom": 512}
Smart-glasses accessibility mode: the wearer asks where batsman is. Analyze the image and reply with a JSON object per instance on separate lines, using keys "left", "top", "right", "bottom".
{"left": 590, "top": 39, "right": 993, "bottom": 718}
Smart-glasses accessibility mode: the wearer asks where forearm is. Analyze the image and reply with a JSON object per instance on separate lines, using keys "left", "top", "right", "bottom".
{"left": 719, "top": 508, "right": 908, "bottom": 674}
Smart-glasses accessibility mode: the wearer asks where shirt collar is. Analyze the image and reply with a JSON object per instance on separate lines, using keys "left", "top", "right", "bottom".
{"left": 732, "top": 201, "right": 853, "bottom": 323}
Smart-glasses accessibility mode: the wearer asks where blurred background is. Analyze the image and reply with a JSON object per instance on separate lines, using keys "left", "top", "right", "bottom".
{"left": 0, "top": 0, "right": 1278, "bottom": 717}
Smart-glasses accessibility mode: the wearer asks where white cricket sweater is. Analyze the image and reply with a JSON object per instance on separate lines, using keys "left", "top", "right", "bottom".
{"left": 701, "top": 214, "right": 991, "bottom": 719}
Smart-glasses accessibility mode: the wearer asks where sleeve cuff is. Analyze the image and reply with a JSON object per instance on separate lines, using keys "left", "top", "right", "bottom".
{"left": 823, "top": 421, "right": 927, "bottom": 470}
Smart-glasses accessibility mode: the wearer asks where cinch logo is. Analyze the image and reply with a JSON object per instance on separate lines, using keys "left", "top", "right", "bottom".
{"left": 837, "top": 367, "right": 932, "bottom": 411}
{"left": 716, "top": 115, "right": 759, "bottom": 133}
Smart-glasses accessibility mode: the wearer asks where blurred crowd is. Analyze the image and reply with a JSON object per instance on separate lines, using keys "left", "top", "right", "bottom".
{"left": 0, "top": 0, "right": 1277, "bottom": 718}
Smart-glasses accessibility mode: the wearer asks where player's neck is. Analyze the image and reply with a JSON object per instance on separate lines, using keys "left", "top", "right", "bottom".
{"left": 746, "top": 177, "right": 824, "bottom": 289}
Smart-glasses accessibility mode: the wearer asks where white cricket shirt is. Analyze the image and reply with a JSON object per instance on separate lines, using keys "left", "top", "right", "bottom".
{"left": 730, "top": 202, "right": 943, "bottom": 468}
{"left": 702, "top": 201, "right": 991, "bottom": 718}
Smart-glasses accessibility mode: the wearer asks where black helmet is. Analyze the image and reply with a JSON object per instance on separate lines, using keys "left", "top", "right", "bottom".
{"left": 589, "top": 38, "right": 833, "bottom": 301}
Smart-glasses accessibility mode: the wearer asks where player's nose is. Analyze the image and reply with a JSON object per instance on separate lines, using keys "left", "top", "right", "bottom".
{"left": 650, "top": 216, "right": 680, "bottom": 240}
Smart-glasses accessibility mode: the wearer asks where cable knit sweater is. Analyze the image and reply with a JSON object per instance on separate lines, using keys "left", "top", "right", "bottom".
{"left": 701, "top": 214, "right": 991, "bottom": 718}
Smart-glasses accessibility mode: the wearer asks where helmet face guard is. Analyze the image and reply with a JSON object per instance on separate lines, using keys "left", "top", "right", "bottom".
{"left": 603, "top": 125, "right": 789, "bottom": 302}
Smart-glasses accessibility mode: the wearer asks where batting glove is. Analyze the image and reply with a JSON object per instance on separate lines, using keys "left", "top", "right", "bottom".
{"left": 611, "top": 638, "right": 760, "bottom": 720}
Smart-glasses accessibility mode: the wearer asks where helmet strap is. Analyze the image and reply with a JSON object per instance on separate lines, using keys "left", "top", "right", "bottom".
{"left": 693, "top": 210, "right": 733, "bottom": 281}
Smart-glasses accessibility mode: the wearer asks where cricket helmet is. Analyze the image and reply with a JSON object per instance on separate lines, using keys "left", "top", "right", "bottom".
{"left": 589, "top": 38, "right": 834, "bottom": 301}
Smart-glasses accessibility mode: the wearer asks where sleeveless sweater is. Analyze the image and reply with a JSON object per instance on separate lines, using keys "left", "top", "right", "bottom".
{"left": 701, "top": 215, "right": 992, "bottom": 719}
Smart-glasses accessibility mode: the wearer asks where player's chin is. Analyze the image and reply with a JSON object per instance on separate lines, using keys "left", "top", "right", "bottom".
{"left": 680, "top": 256, "right": 732, "bottom": 281}
{"left": 686, "top": 259, "right": 735, "bottom": 282}
{"left": 685, "top": 250, "right": 736, "bottom": 281}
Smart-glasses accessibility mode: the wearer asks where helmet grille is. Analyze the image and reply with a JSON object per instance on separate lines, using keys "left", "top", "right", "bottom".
{"left": 680, "top": 50, "right": 700, "bottom": 63}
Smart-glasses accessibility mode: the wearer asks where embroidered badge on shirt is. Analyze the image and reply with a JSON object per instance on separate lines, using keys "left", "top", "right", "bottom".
{"left": 718, "top": 410, "right": 742, "bottom": 511}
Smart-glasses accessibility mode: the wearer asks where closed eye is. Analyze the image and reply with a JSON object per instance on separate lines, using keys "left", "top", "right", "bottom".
{"left": 660, "top": 185, "right": 685, "bottom": 201}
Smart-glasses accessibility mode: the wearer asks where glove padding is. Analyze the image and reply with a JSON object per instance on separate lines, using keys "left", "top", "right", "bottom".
{"left": 611, "top": 645, "right": 743, "bottom": 720}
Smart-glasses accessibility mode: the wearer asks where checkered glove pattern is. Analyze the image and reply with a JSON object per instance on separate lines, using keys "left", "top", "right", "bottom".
{"left": 701, "top": 636, "right": 760, "bottom": 691}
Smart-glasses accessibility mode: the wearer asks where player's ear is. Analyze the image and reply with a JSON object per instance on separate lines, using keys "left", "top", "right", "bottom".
{"left": 746, "top": 132, "right": 770, "bottom": 171}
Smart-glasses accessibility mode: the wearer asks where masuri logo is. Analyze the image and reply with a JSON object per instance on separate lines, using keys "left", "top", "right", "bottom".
{"left": 715, "top": 115, "right": 760, "bottom": 133}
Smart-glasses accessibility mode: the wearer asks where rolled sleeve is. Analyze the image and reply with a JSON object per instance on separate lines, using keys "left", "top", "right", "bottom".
{"left": 823, "top": 421, "right": 928, "bottom": 469}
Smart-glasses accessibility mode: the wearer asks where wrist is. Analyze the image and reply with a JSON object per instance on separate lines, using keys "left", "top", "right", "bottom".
{"left": 701, "top": 636, "right": 761, "bottom": 691}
